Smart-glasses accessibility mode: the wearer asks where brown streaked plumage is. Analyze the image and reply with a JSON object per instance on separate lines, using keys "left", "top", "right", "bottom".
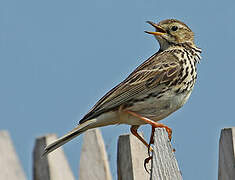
{"left": 43, "top": 19, "right": 202, "bottom": 156}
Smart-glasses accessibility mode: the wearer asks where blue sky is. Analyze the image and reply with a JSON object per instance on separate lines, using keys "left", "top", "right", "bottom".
{"left": 1, "top": 0, "right": 235, "bottom": 179}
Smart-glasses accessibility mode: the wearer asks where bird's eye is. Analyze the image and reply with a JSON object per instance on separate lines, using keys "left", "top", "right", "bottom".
{"left": 171, "top": 26, "right": 178, "bottom": 31}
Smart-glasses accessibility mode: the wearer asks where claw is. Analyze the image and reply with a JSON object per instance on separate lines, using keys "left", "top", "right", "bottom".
{"left": 144, "top": 156, "right": 152, "bottom": 173}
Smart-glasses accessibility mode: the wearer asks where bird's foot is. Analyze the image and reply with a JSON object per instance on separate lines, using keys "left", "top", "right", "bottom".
{"left": 144, "top": 156, "right": 152, "bottom": 174}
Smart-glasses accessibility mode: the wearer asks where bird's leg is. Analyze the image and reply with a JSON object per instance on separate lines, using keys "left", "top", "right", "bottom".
{"left": 130, "top": 125, "right": 153, "bottom": 173}
{"left": 125, "top": 110, "right": 172, "bottom": 141}
{"left": 130, "top": 125, "right": 153, "bottom": 152}
{"left": 127, "top": 110, "right": 173, "bottom": 173}
{"left": 144, "top": 126, "right": 156, "bottom": 173}
{"left": 122, "top": 104, "right": 153, "bottom": 151}
{"left": 148, "top": 126, "right": 155, "bottom": 156}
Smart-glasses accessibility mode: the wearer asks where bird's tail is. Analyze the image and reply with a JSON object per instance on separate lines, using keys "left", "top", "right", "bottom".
{"left": 42, "top": 119, "right": 97, "bottom": 156}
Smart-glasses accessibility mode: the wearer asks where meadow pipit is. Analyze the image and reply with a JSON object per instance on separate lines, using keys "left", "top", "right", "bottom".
{"left": 43, "top": 19, "right": 202, "bottom": 156}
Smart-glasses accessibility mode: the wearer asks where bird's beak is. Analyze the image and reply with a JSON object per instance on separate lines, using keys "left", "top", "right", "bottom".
{"left": 145, "top": 21, "right": 166, "bottom": 36}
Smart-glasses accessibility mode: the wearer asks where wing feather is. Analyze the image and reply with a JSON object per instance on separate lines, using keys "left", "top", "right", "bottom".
{"left": 80, "top": 51, "right": 181, "bottom": 123}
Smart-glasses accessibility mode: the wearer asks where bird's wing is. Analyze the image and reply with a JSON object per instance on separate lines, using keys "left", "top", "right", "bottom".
{"left": 79, "top": 51, "right": 181, "bottom": 123}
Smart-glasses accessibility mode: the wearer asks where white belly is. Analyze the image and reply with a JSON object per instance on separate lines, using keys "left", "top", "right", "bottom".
{"left": 91, "top": 90, "right": 192, "bottom": 127}
{"left": 120, "top": 90, "right": 192, "bottom": 125}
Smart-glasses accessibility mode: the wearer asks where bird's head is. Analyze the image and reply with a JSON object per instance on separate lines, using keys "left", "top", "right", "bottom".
{"left": 145, "top": 19, "right": 195, "bottom": 50}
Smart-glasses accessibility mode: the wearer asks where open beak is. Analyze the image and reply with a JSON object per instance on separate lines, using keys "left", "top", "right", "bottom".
{"left": 145, "top": 21, "right": 166, "bottom": 36}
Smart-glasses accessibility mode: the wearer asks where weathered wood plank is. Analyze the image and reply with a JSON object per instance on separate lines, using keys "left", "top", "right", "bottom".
{"left": 218, "top": 127, "right": 235, "bottom": 180}
{"left": 33, "top": 134, "right": 75, "bottom": 180}
{"left": 79, "top": 129, "right": 112, "bottom": 180}
{"left": 151, "top": 128, "right": 182, "bottom": 180}
{"left": 0, "top": 130, "right": 26, "bottom": 180}
{"left": 117, "top": 132, "right": 150, "bottom": 180}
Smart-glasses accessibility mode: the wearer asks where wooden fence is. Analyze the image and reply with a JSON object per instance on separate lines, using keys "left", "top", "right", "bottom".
{"left": 0, "top": 127, "right": 234, "bottom": 180}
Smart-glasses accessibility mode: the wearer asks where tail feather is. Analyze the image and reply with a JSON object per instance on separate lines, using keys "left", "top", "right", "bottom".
{"left": 42, "top": 119, "right": 96, "bottom": 156}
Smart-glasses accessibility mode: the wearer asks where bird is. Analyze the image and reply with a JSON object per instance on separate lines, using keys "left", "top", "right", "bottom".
{"left": 43, "top": 19, "right": 201, "bottom": 156}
